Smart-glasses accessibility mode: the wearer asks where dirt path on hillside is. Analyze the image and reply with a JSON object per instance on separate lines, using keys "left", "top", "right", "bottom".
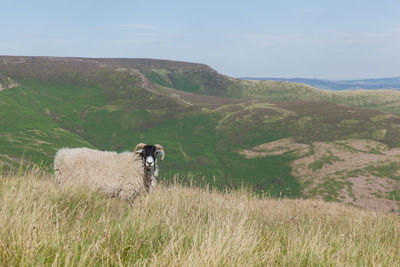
{"left": 115, "top": 67, "right": 249, "bottom": 107}
{"left": 114, "top": 67, "right": 193, "bottom": 106}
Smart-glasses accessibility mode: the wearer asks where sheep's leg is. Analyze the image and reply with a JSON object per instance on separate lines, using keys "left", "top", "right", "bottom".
{"left": 149, "top": 177, "right": 157, "bottom": 193}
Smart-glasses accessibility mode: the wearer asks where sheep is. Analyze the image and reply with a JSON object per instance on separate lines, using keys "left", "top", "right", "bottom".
{"left": 54, "top": 143, "right": 165, "bottom": 201}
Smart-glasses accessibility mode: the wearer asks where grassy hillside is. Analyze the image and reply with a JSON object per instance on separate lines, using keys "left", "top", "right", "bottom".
{"left": 0, "top": 84, "right": 94, "bottom": 169}
{"left": 1, "top": 56, "right": 400, "bottom": 209}
{"left": 0, "top": 57, "right": 298, "bottom": 196}
{"left": 236, "top": 79, "right": 400, "bottom": 115}
{"left": 131, "top": 59, "right": 400, "bottom": 115}
{"left": 0, "top": 168, "right": 399, "bottom": 266}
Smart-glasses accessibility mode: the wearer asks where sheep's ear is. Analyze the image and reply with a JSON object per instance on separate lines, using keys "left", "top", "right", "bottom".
{"left": 155, "top": 144, "right": 165, "bottom": 160}
{"left": 134, "top": 143, "right": 146, "bottom": 155}
{"left": 135, "top": 149, "right": 143, "bottom": 155}
{"left": 157, "top": 150, "right": 164, "bottom": 160}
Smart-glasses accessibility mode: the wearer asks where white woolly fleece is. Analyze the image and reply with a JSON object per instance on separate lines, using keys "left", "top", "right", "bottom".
{"left": 54, "top": 147, "right": 152, "bottom": 201}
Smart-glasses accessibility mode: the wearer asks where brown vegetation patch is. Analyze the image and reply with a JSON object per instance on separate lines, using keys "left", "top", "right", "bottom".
{"left": 292, "top": 140, "right": 400, "bottom": 179}
{"left": 264, "top": 106, "right": 297, "bottom": 116}
{"left": 336, "top": 139, "right": 388, "bottom": 153}
{"left": 290, "top": 139, "right": 400, "bottom": 210}
{"left": 338, "top": 176, "right": 398, "bottom": 212}
{"left": 0, "top": 76, "right": 20, "bottom": 91}
{"left": 370, "top": 113, "right": 397, "bottom": 122}
{"left": 239, "top": 138, "right": 310, "bottom": 158}
{"left": 241, "top": 138, "right": 400, "bottom": 211}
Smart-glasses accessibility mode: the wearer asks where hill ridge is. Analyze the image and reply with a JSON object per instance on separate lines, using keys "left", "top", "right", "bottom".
{"left": 242, "top": 76, "right": 400, "bottom": 90}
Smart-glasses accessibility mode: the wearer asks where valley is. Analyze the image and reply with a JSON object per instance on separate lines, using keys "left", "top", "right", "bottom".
{"left": 1, "top": 56, "right": 399, "bottom": 211}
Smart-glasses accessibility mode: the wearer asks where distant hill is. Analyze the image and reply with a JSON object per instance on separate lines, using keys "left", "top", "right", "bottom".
{"left": 1, "top": 55, "right": 400, "bottom": 211}
{"left": 241, "top": 77, "right": 400, "bottom": 90}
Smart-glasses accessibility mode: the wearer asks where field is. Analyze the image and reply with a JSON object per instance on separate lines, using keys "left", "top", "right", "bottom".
{"left": 0, "top": 167, "right": 399, "bottom": 266}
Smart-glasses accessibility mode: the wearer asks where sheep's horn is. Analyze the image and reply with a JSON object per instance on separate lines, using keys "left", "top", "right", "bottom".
{"left": 134, "top": 143, "right": 146, "bottom": 154}
{"left": 155, "top": 144, "right": 165, "bottom": 160}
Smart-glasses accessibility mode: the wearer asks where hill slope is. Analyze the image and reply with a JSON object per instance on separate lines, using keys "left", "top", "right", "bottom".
{"left": 110, "top": 58, "right": 400, "bottom": 114}
{"left": 1, "top": 56, "right": 400, "bottom": 210}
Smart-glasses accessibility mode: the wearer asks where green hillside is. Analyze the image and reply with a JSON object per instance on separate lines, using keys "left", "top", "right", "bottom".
{"left": 1, "top": 56, "right": 400, "bottom": 209}
{"left": 128, "top": 59, "right": 400, "bottom": 115}
{"left": 0, "top": 83, "right": 94, "bottom": 169}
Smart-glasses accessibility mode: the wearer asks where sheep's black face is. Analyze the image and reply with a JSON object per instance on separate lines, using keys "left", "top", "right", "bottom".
{"left": 139, "top": 145, "right": 159, "bottom": 170}
{"left": 134, "top": 143, "right": 164, "bottom": 172}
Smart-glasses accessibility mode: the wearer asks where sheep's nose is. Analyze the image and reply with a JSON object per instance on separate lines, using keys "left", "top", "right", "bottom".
{"left": 145, "top": 156, "right": 154, "bottom": 167}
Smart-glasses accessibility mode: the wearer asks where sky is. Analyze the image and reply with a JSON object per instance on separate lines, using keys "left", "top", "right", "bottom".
{"left": 1, "top": 0, "right": 400, "bottom": 80}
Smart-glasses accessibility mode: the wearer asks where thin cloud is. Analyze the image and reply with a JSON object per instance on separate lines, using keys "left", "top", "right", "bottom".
{"left": 112, "top": 33, "right": 180, "bottom": 45}
{"left": 129, "top": 32, "right": 181, "bottom": 38}
{"left": 227, "top": 33, "right": 304, "bottom": 47}
{"left": 112, "top": 39, "right": 157, "bottom": 44}
{"left": 228, "top": 28, "right": 400, "bottom": 47}
{"left": 111, "top": 24, "right": 157, "bottom": 29}
{"left": 295, "top": 8, "right": 322, "bottom": 15}
{"left": 361, "top": 28, "right": 400, "bottom": 40}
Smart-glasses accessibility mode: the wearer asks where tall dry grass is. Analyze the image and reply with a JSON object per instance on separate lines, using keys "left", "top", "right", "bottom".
{"left": 0, "top": 166, "right": 399, "bottom": 266}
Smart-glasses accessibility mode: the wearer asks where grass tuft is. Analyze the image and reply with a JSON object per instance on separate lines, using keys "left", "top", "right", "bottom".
{"left": 0, "top": 167, "right": 399, "bottom": 266}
